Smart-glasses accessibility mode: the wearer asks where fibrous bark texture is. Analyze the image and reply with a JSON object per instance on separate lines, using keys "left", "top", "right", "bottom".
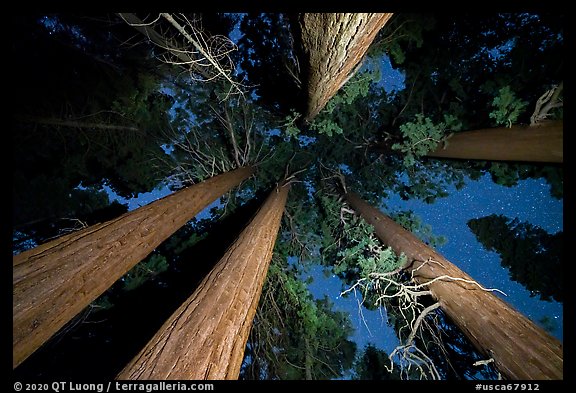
{"left": 117, "top": 183, "right": 290, "bottom": 380}
{"left": 344, "top": 191, "right": 563, "bottom": 380}
{"left": 13, "top": 166, "right": 254, "bottom": 369}
{"left": 294, "top": 13, "right": 393, "bottom": 122}
{"left": 427, "top": 121, "right": 563, "bottom": 163}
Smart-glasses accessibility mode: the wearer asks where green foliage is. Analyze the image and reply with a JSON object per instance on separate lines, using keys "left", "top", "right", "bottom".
{"left": 282, "top": 110, "right": 302, "bottom": 138}
{"left": 448, "top": 78, "right": 467, "bottom": 101}
{"left": 11, "top": 12, "right": 564, "bottom": 381}
{"left": 385, "top": 13, "right": 562, "bottom": 134}
{"left": 12, "top": 177, "right": 129, "bottom": 254}
{"left": 91, "top": 295, "right": 114, "bottom": 312}
{"left": 328, "top": 70, "right": 376, "bottom": 110}
{"left": 309, "top": 117, "right": 343, "bottom": 137}
{"left": 355, "top": 246, "right": 402, "bottom": 279}
{"left": 316, "top": 191, "right": 490, "bottom": 379}
{"left": 486, "top": 162, "right": 563, "bottom": 199}
{"left": 352, "top": 344, "right": 401, "bottom": 380}
{"left": 236, "top": 13, "right": 300, "bottom": 116}
{"left": 318, "top": 193, "right": 404, "bottom": 281}
{"left": 309, "top": 69, "right": 378, "bottom": 137}
{"left": 392, "top": 114, "right": 462, "bottom": 167}
{"left": 489, "top": 86, "right": 528, "bottom": 127}
{"left": 535, "top": 166, "right": 563, "bottom": 199}
{"left": 166, "top": 93, "right": 279, "bottom": 189}
{"left": 12, "top": 13, "right": 176, "bottom": 239}
{"left": 122, "top": 254, "right": 169, "bottom": 292}
{"left": 369, "top": 14, "right": 435, "bottom": 65}
{"left": 171, "top": 231, "right": 209, "bottom": 255}
{"left": 391, "top": 210, "right": 447, "bottom": 248}
{"left": 276, "top": 183, "right": 324, "bottom": 264}
{"left": 488, "top": 162, "right": 520, "bottom": 187}
{"left": 242, "top": 257, "right": 356, "bottom": 380}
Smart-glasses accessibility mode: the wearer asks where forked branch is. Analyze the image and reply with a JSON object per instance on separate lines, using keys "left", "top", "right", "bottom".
{"left": 530, "top": 82, "right": 563, "bottom": 125}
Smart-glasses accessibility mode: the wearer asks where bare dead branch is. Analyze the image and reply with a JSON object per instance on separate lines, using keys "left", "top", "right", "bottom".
{"left": 118, "top": 13, "right": 210, "bottom": 80}
{"left": 406, "top": 302, "right": 440, "bottom": 346}
{"left": 119, "top": 12, "right": 247, "bottom": 97}
{"left": 160, "top": 13, "right": 245, "bottom": 99}
{"left": 530, "top": 82, "right": 563, "bottom": 125}
{"left": 408, "top": 258, "right": 508, "bottom": 296}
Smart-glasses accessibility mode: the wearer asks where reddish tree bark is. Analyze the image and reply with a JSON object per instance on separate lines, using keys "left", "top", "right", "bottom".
{"left": 13, "top": 166, "right": 254, "bottom": 369}
{"left": 293, "top": 13, "right": 393, "bottom": 122}
{"left": 117, "top": 182, "right": 290, "bottom": 380}
{"left": 427, "top": 121, "right": 563, "bottom": 163}
{"left": 343, "top": 190, "right": 563, "bottom": 380}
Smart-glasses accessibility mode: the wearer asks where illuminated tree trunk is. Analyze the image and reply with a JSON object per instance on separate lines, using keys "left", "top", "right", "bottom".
{"left": 13, "top": 166, "right": 254, "bottom": 369}
{"left": 293, "top": 13, "right": 393, "bottom": 122}
{"left": 343, "top": 190, "right": 563, "bottom": 380}
{"left": 117, "top": 182, "right": 290, "bottom": 380}
{"left": 427, "top": 121, "right": 563, "bottom": 163}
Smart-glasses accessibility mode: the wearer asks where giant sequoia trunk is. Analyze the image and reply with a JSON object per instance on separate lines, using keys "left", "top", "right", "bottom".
{"left": 343, "top": 191, "right": 563, "bottom": 380}
{"left": 13, "top": 166, "right": 254, "bottom": 369}
{"left": 426, "top": 121, "right": 563, "bottom": 163}
{"left": 117, "top": 182, "right": 290, "bottom": 380}
{"left": 293, "top": 13, "right": 393, "bottom": 122}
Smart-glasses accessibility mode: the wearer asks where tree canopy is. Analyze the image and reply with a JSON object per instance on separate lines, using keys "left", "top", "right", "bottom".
{"left": 12, "top": 12, "right": 563, "bottom": 381}
{"left": 468, "top": 214, "right": 563, "bottom": 302}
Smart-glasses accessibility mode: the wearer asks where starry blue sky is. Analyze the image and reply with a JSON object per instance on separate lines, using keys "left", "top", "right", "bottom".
{"left": 102, "top": 45, "right": 563, "bottom": 375}
{"left": 101, "top": 142, "right": 564, "bottom": 377}
{"left": 301, "top": 53, "right": 564, "bottom": 355}
{"left": 305, "top": 172, "right": 564, "bottom": 357}
{"left": 385, "top": 173, "right": 563, "bottom": 342}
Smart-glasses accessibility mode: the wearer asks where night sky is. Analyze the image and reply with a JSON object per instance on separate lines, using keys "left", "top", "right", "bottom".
{"left": 101, "top": 50, "right": 564, "bottom": 378}
{"left": 305, "top": 172, "right": 564, "bottom": 358}
{"left": 13, "top": 15, "right": 565, "bottom": 382}
{"left": 386, "top": 173, "right": 563, "bottom": 341}
{"left": 301, "top": 55, "right": 564, "bottom": 358}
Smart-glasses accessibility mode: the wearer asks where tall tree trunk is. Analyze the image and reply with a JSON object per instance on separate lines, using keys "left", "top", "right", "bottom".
{"left": 13, "top": 166, "right": 254, "bottom": 369}
{"left": 293, "top": 13, "right": 393, "bottom": 122}
{"left": 117, "top": 182, "right": 290, "bottom": 380}
{"left": 15, "top": 116, "right": 140, "bottom": 132}
{"left": 426, "top": 121, "right": 563, "bottom": 163}
{"left": 304, "top": 336, "right": 313, "bottom": 380}
{"left": 343, "top": 190, "right": 563, "bottom": 380}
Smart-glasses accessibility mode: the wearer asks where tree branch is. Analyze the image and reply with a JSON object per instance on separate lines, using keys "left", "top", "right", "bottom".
{"left": 160, "top": 13, "right": 245, "bottom": 99}
{"left": 530, "top": 82, "right": 563, "bottom": 125}
{"left": 117, "top": 13, "right": 211, "bottom": 80}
